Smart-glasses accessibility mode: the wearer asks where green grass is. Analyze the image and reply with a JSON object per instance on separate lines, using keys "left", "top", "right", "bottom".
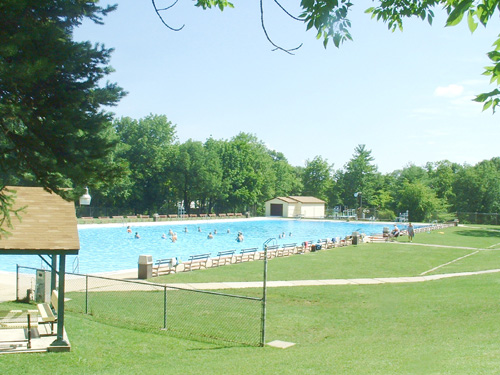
{"left": 3, "top": 224, "right": 500, "bottom": 374}
{"left": 152, "top": 225, "right": 500, "bottom": 283}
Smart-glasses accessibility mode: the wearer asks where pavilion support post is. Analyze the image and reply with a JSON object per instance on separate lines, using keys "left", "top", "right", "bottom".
{"left": 50, "top": 255, "right": 57, "bottom": 293}
{"left": 50, "top": 254, "right": 69, "bottom": 350}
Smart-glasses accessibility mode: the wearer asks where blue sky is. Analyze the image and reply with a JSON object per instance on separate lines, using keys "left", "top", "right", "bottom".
{"left": 74, "top": 1, "right": 500, "bottom": 173}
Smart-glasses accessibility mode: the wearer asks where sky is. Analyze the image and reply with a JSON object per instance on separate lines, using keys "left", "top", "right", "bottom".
{"left": 74, "top": 1, "right": 500, "bottom": 173}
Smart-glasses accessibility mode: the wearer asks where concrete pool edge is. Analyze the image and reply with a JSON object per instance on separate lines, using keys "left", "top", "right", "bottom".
{"left": 78, "top": 216, "right": 426, "bottom": 229}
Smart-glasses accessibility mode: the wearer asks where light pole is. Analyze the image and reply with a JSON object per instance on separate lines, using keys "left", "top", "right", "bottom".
{"left": 354, "top": 192, "right": 362, "bottom": 219}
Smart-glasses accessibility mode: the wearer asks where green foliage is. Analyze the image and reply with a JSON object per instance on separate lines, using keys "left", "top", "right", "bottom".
{"left": 397, "top": 180, "right": 444, "bottom": 222}
{"left": 105, "top": 115, "right": 177, "bottom": 213}
{"left": 300, "top": 0, "right": 353, "bottom": 48}
{"left": 374, "top": 208, "right": 395, "bottom": 221}
{"left": 0, "top": 0, "right": 125, "bottom": 225}
{"left": 337, "top": 144, "right": 379, "bottom": 208}
{"left": 302, "top": 155, "right": 333, "bottom": 202}
{"left": 219, "top": 133, "right": 276, "bottom": 213}
{"left": 452, "top": 158, "right": 500, "bottom": 213}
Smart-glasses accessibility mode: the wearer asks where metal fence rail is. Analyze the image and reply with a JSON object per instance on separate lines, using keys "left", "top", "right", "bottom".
{"left": 16, "top": 266, "right": 263, "bottom": 346}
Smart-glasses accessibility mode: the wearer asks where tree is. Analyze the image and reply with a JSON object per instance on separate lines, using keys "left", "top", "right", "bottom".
{"left": 0, "top": 0, "right": 125, "bottom": 233}
{"left": 426, "top": 160, "right": 461, "bottom": 202}
{"left": 452, "top": 158, "right": 500, "bottom": 214}
{"left": 155, "top": 1, "right": 500, "bottom": 110}
{"left": 170, "top": 139, "right": 213, "bottom": 214}
{"left": 268, "top": 150, "right": 303, "bottom": 197}
{"left": 302, "top": 156, "right": 333, "bottom": 203}
{"left": 219, "top": 133, "right": 275, "bottom": 214}
{"left": 337, "top": 144, "right": 378, "bottom": 208}
{"left": 397, "top": 181, "right": 443, "bottom": 222}
{"left": 112, "top": 114, "right": 177, "bottom": 213}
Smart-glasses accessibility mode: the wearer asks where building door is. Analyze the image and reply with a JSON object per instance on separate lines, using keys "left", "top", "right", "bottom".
{"left": 270, "top": 204, "right": 283, "bottom": 216}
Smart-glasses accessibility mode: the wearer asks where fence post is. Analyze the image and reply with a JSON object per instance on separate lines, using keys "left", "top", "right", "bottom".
{"left": 260, "top": 245, "right": 268, "bottom": 347}
{"left": 163, "top": 286, "right": 167, "bottom": 329}
{"left": 85, "top": 275, "right": 89, "bottom": 314}
{"left": 16, "top": 264, "right": 19, "bottom": 301}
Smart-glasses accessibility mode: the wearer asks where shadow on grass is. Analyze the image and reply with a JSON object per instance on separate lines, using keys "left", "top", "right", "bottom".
{"left": 455, "top": 229, "right": 500, "bottom": 238}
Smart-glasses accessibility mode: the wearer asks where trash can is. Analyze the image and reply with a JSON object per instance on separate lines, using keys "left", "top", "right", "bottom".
{"left": 138, "top": 255, "right": 153, "bottom": 279}
{"left": 383, "top": 227, "right": 390, "bottom": 239}
{"left": 352, "top": 231, "right": 359, "bottom": 245}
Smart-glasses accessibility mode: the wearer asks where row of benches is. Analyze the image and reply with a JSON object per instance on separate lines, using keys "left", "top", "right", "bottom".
{"left": 80, "top": 213, "right": 245, "bottom": 220}
{"left": 152, "top": 238, "right": 354, "bottom": 277}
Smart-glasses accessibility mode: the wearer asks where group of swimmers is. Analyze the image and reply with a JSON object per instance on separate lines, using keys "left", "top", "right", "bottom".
{"left": 127, "top": 225, "right": 245, "bottom": 242}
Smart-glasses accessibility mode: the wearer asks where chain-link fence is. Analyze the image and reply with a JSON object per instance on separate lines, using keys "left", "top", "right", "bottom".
{"left": 16, "top": 266, "right": 263, "bottom": 346}
{"left": 456, "top": 212, "right": 499, "bottom": 225}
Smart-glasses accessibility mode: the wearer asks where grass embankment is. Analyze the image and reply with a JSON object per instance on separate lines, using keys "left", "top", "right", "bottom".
{"left": 2, "top": 224, "right": 500, "bottom": 374}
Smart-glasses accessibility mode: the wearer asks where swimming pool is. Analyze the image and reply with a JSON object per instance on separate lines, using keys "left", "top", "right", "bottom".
{"left": 2, "top": 219, "right": 415, "bottom": 274}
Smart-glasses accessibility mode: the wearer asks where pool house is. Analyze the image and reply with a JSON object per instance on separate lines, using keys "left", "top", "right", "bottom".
{"left": 264, "top": 196, "right": 326, "bottom": 218}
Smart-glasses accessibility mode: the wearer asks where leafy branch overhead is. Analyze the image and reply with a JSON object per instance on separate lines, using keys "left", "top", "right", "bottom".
{"left": 152, "top": 0, "right": 500, "bottom": 111}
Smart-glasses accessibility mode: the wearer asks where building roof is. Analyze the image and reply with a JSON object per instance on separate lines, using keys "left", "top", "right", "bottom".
{"left": 267, "top": 196, "right": 326, "bottom": 204}
{"left": 288, "top": 196, "right": 326, "bottom": 204}
{"left": 0, "top": 186, "right": 80, "bottom": 255}
{"left": 274, "top": 196, "right": 299, "bottom": 203}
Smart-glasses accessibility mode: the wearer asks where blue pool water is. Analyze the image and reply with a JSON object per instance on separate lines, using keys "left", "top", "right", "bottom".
{"left": 2, "top": 219, "right": 416, "bottom": 274}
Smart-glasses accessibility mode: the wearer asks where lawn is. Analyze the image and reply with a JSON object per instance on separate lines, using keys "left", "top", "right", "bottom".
{"left": 2, "top": 224, "right": 500, "bottom": 374}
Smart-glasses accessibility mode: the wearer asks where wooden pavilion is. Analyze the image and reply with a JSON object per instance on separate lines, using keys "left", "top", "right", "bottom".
{"left": 0, "top": 186, "right": 79, "bottom": 351}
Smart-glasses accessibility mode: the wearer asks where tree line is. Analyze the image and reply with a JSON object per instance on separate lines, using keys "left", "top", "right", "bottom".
{"left": 78, "top": 114, "right": 500, "bottom": 223}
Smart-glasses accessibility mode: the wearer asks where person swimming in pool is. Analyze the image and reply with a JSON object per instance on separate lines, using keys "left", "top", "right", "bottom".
{"left": 161, "top": 233, "right": 167, "bottom": 239}
{"left": 171, "top": 232, "right": 177, "bottom": 242}
{"left": 236, "top": 232, "right": 244, "bottom": 242}
{"left": 127, "top": 226, "right": 132, "bottom": 233}
{"left": 207, "top": 232, "right": 214, "bottom": 239}
{"left": 135, "top": 232, "right": 140, "bottom": 239}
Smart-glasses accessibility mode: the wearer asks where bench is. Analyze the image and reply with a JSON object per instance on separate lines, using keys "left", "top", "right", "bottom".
{"left": 126, "top": 215, "right": 138, "bottom": 219}
{"left": 282, "top": 243, "right": 297, "bottom": 256}
{"left": 153, "top": 258, "right": 176, "bottom": 276}
{"left": 227, "top": 213, "right": 235, "bottom": 217}
{"left": 37, "top": 290, "right": 58, "bottom": 336}
{"left": 199, "top": 214, "right": 207, "bottom": 217}
{"left": 235, "top": 213, "right": 243, "bottom": 217}
{"left": 235, "top": 248, "right": 258, "bottom": 263}
{"left": 189, "top": 214, "right": 198, "bottom": 218}
{"left": 0, "top": 309, "right": 39, "bottom": 349}
{"left": 81, "top": 216, "right": 93, "bottom": 220}
{"left": 183, "top": 253, "right": 211, "bottom": 272}
{"left": 208, "top": 214, "right": 216, "bottom": 218}
{"left": 168, "top": 214, "right": 178, "bottom": 218}
{"left": 211, "top": 250, "right": 236, "bottom": 267}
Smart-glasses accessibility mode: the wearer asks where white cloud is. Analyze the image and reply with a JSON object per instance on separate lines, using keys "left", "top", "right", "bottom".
{"left": 434, "top": 84, "right": 464, "bottom": 98}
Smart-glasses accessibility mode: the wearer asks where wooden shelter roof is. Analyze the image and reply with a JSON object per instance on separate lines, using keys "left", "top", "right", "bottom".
{"left": 0, "top": 186, "right": 79, "bottom": 255}
{"left": 267, "top": 196, "right": 326, "bottom": 204}
{"left": 288, "top": 196, "right": 326, "bottom": 204}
